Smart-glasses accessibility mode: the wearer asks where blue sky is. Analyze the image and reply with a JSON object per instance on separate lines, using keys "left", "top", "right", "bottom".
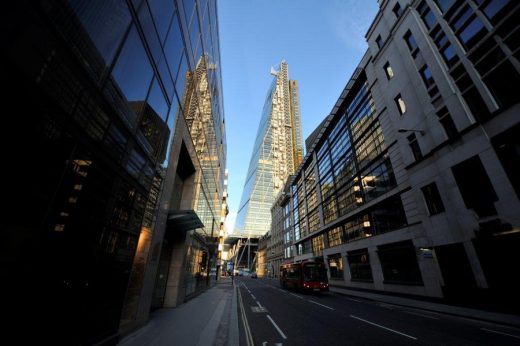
{"left": 218, "top": 0, "right": 379, "bottom": 232}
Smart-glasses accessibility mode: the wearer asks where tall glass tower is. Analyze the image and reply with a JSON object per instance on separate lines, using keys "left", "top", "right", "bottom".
{"left": 235, "top": 61, "right": 303, "bottom": 238}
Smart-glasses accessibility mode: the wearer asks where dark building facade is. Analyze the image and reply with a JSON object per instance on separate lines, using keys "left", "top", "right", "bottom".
{"left": 2, "top": 0, "right": 226, "bottom": 344}
{"left": 282, "top": 0, "right": 520, "bottom": 312}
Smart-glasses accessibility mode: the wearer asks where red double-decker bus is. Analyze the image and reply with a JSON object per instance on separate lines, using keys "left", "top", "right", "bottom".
{"left": 280, "top": 261, "right": 329, "bottom": 292}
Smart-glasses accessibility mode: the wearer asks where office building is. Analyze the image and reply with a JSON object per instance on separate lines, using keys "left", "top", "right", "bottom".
{"left": 2, "top": 0, "right": 226, "bottom": 343}
{"left": 235, "top": 61, "right": 304, "bottom": 238}
{"left": 280, "top": 0, "right": 520, "bottom": 310}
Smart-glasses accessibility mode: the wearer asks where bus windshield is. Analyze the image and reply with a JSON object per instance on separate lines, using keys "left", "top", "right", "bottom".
{"left": 303, "top": 264, "right": 326, "bottom": 281}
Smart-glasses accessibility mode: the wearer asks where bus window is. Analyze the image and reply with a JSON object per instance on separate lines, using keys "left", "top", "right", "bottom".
{"left": 303, "top": 264, "right": 327, "bottom": 281}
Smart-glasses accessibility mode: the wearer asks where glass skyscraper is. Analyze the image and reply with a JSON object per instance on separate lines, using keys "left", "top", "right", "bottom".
{"left": 2, "top": 0, "right": 226, "bottom": 344}
{"left": 235, "top": 61, "right": 303, "bottom": 238}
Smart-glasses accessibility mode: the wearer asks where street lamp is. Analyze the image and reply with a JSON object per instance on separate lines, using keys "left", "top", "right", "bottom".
{"left": 398, "top": 128, "right": 425, "bottom": 136}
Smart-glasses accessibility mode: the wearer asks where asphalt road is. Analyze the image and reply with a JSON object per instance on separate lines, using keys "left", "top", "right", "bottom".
{"left": 236, "top": 277, "right": 520, "bottom": 346}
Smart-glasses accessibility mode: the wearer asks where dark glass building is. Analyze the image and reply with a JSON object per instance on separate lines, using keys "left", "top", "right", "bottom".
{"left": 2, "top": 0, "right": 226, "bottom": 344}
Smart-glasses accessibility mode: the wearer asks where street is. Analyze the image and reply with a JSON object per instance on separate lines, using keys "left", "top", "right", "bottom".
{"left": 236, "top": 277, "right": 520, "bottom": 346}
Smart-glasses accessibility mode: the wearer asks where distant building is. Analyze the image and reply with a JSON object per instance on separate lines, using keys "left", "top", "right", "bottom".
{"left": 3, "top": 0, "right": 226, "bottom": 343}
{"left": 283, "top": 0, "right": 520, "bottom": 311}
{"left": 268, "top": 176, "right": 295, "bottom": 278}
{"left": 257, "top": 232, "right": 270, "bottom": 278}
{"left": 235, "top": 61, "right": 304, "bottom": 238}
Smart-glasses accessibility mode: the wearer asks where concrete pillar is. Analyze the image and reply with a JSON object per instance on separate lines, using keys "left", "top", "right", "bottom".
{"left": 163, "top": 230, "right": 190, "bottom": 307}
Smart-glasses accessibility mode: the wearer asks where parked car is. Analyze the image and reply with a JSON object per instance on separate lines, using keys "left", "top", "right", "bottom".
{"left": 251, "top": 272, "right": 258, "bottom": 278}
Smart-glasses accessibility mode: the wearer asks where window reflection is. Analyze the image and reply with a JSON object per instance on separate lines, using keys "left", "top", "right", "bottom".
{"left": 175, "top": 54, "right": 189, "bottom": 98}
{"left": 147, "top": 79, "right": 169, "bottom": 121}
{"left": 69, "top": 0, "right": 131, "bottom": 66}
{"left": 164, "top": 14, "right": 184, "bottom": 77}
{"left": 111, "top": 25, "right": 153, "bottom": 104}
{"left": 138, "top": 3, "right": 162, "bottom": 64}
{"left": 148, "top": 0, "right": 175, "bottom": 42}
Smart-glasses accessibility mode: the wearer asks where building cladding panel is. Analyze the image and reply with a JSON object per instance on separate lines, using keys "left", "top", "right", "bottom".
{"left": 2, "top": 0, "right": 226, "bottom": 343}
{"left": 281, "top": 0, "right": 520, "bottom": 308}
{"left": 235, "top": 61, "right": 304, "bottom": 237}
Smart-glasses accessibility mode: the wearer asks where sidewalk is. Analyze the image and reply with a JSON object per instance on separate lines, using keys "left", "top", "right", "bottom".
{"left": 119, "top": 277, "right": 239, "bottom": 346}
{"left": 330, "top": 285, "right": 520, "bottom": 327}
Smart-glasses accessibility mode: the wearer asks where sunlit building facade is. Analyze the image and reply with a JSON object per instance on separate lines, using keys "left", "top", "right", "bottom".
{"left": 235, "top": 61, "right": 304, "bottom": 238}
{"left": 283, "top": 0, "right": 520, "bottom": 311}
{"left": 3, "top": 0, "right": 226, "bottom": 344}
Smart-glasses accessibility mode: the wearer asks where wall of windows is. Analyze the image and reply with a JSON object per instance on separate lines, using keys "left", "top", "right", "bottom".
{"left": 4, "top": 0, "right": 227, "bottom": 343}
{"left": 416, "top": 0, "right": 520, "bottom": 123}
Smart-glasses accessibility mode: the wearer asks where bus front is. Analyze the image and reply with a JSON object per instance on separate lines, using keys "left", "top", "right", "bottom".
{"left": 301, "top": 262, "right": 329, "bottom": 292}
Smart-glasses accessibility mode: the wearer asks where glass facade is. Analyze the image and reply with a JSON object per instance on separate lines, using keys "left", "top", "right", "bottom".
{"left": 3, "top": 0, "right": 225, "bottom": 343}
{"left": 289, "top": 71, "right": 406, "bottom": 261}
{"left": 235, "top": 61, "right": 304, "bottom": 237}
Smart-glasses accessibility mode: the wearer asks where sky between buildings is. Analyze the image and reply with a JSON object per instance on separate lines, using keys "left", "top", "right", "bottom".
{"left": 218, "top": 0, "right": 379, "bottom": 233}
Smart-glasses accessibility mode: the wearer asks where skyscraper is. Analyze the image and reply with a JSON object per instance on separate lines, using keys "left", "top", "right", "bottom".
{"left": 235, "top": 61, "right": 303, "bottom": 238}
{"left": 3, "top": 0, "right": 226, "bottom": 343}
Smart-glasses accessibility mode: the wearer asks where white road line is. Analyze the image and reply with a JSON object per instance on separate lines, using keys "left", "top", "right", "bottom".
{"left": 350, "top": 315, "right": 418, "bottom": 340}
{"left": 481, "top": 328, "right": 520, "bottom": 339}
{"left": 402, "top": 310, "right": 439, "bottom": 320}
{"left": 256, "top": 301, "right": 263, "bottom": 308}
{"left": 378, "top": 303, "right": 397, "bottom": 310}
{"left": 288, "top": 292, "right": 303, "bottom": 299}
{"left": 346, "top": 297, "right": 364, "bottom": 303}
{"left": 251, "top": 294, "right": 256, "bottom": 300}
{"left": 267, "top": 314, "right": 287, "bottom": 339}
{"left": 237, "top": 286, "right": 254, "bottom": 346}
{"left": 308, "top": 300, "right": 335, "bottom": 311}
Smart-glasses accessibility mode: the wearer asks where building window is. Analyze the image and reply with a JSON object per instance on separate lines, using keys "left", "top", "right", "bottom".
{"left": 417, "top": 1, "right": 437, "bottom": 30}
{"left": 328, "top": 226, "right": 345, "bottom": 247}
{"left": 451, "top": 155, "right": 498, "bottom": 218}
{"left": 436, "top": 107, "right": 458, "bottom": 140}
{"left": 393, "top": 2, "right": 403, "bottom": 18}
{"left": 383, "top": 62, "right": 394, "bottom": 79}
{"left": 407, "top": 134, "right": 423, "bottom": 161}
{"left": 419, "top": 65, "right": 435, "bottom": 88}
{"left": 377, "top": 240, "right": 423, "bottom": 285}
{"left": 483, "top": 60, "right": 520, "bottom": 110}
{"left": 482, "top": 0, "right": 512, "bottom": 24}
{"left": 441, "top": 44, "right": 459, "bottom": 67}
{"left": 311, "top": 235, "right": 324, "bottom": 256}
{"left": 404, "top": 30, "right": 419, "bottom": 57}
{"left": 111, "top": 25, "right": 154, "bottom": 112}
{"left": 328, "top": 254, "right": 344, "bottom": 280}
{"left": 434, "top": 0, "right": 455, "bottom": 13}
{"left": 456, "top": 15, "right": 488, "bottom": 50}
{"left": 69, "top": 1, "right": 132, "bottom": 68}
{"left": 347, "top": 249, "right": 373, "bottom": 282}
{"left": 419, "top": 64, "right": 439, "bottom": 97}
{"left": 394, "top": 94, "right": 407, "bottom": 115}
{"left": 421, "top": 182, "right": 445, "bottom": 215}
{"left": 376, "top": 35, "right": 384, "bottom": 49}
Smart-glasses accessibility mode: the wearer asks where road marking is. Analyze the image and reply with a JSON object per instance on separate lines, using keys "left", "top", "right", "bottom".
{"left": 251, "top": 294, "right": 256, "bottom": 300}
{"left": 267, "top": 314, "right": 287, "bottom": 339}
{"left": 402, "top": 310, "right": 439, "bottom": 320}
{"left": 237, "top": 287, "right": 254, "bottom": 346}
{"left": 378, "top": 303, "right": 397, "bottom": 310}
{"left": 350, "top": 315, "right": 417, "bottom": 340}
{"left": 257, "top": 301, "right": 263, "bottom": 308}
{"left": 481, "top": 328, "right": 520, "bottom": 339}
{"left": 288, "top": 292, "right": 303, "bottom": 299}
{"left": 308, "top": 300, "right": 335, "bottom": 311}
{"left": 346, "top": 297, "right": 364, "bottom": 303}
